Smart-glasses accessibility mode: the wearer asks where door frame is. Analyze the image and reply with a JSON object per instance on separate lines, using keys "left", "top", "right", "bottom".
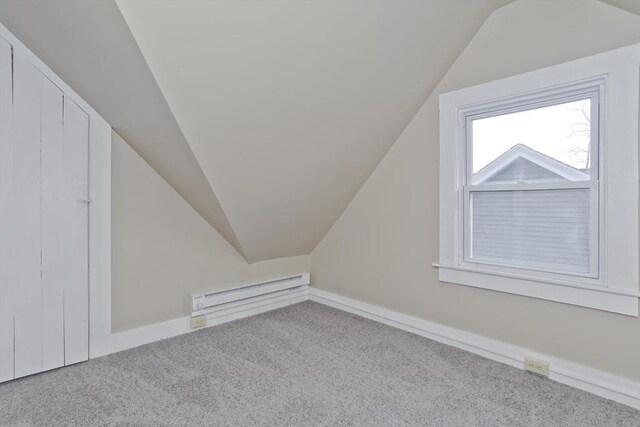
{"left": 0, "top": 24, "right": 112, "bottom": 359}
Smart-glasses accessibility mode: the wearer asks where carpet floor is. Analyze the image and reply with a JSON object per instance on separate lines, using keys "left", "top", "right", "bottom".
{"left": 0, "top": 301, "right": 637, "bottom": 426}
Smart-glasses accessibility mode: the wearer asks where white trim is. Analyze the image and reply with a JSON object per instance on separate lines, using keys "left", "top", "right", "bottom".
{"left": 438, "top": 44, "right": 640, "bottom": 314}
{"left": 463, "top": 88, "right": 600, "bottom": 279}
{"left": 435, "top": 264, "right": 638, "bottom": 316}
{"left": 308, "top": 287, "right": 640, "bottom": 410}
{"left": 111, "top": 315, "right": 190, "bottom": 355}
{"left": 88, "top": 120, "right": 112, "bottom": 358}
{"left": 110, "top": 287, "right": 307, "bottom": 354}
{"left": 465, "top": 181, "right": 593, "bottom": 192}
{"left": 464, "top": 83, "right": 601, "bottom": 278}
{"left": 0, "top": 25, "right": 112, "bottom": 359}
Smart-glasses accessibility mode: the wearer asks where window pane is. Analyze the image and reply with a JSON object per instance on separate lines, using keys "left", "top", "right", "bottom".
{"left": 469, "top": 189, "right": 591, "bottom": 275}
{"left": 471, "top": 99, "right": 592, "bottom": 185}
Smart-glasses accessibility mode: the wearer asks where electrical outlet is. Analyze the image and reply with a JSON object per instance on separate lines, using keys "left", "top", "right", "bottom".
{"left": 190, "top": 315, "right": 207, "bottom": 329}
{"left": 525, "top": 356, "right": 550, "bottom": 377}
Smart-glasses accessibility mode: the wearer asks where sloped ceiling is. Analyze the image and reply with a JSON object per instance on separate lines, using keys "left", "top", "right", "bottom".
{"left": 0, "top": 0, "right": 515, "bottom": 263}
{"left": 116, "top": 0, "right": 509, "bottom": 262}
{"left": 0, "top": 0, "right": 245, "bottom": 257}
{"left": 600, "top": 0, "right": 640, "bottom": 15}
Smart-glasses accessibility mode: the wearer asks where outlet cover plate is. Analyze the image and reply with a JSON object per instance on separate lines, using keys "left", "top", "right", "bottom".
{"left": 525, "top": 356, "right": 550, "bottom": 377}
{"left": 190, "top": 315, "right": 207, "bottom": 329}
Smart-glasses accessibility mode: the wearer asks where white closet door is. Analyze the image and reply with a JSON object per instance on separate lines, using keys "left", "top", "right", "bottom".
{"left": 41, "top": 95, "right": 89, "bottom": 368}
{"left": 11, "top": 53, "right": 45, "bottom": 379}
{"left": 40, "top": 72, "right": 66, "bottom": 372}
{"left": 59, "top": 98, "right": 89, "bottom": 365}
{"left": 0, "top": 46, "right": 89, "bottom": 382}
{"left": 0, "top": 37, "right": 13, "bottom": 383}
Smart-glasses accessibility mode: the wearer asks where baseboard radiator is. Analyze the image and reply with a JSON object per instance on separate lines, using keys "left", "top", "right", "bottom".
{"left": 191, "top": 273, "right": 310, "bottom": 317}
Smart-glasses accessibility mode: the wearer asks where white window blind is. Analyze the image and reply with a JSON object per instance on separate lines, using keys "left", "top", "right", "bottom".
{"left": 469, "top": 188, "right": 590, "bottom": 274}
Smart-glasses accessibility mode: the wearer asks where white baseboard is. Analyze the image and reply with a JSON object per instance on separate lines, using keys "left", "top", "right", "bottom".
{"left": 308, "top": 287, "right": 640, "bottom": 410}
{"left": 111, "top": 315, "right": 191, "bottom": 354}
{"left": 110, "top": 287, "right": 307, "bottom": 354}
{"left": 108, "top": 286, "right": 639, "bottom": 410}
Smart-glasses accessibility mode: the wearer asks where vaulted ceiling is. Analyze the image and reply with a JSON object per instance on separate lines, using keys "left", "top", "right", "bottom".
{"left": 114, "top": 0, "right": 509, "bottom": 262}
{"left": 0, "top": 0, "right": 244, "bottom": 256}
{"left": 16, "top": 0, "right": 622, "bottom": 262}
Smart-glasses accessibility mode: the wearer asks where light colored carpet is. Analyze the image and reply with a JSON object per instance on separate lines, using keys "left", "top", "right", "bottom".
{"left": 0, "top": 301, "right": 637, "bottom": 426}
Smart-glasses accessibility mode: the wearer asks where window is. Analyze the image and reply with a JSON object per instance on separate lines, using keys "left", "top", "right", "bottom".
{"left": 464, "top": 94, "right": 599, "bottom": 278}
{"left": 437, "top": 45, "right": 639, "bottom": 315}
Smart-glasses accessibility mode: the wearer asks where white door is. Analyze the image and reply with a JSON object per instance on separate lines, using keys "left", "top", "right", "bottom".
{"left": 0, "top": 38, "right": 89, "bottom": 382}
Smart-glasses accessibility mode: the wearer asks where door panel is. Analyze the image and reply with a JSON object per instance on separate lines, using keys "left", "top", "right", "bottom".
{"left": 12, "top": 53, "right": 44, "bottom": 379}
{"left": 0, "top": 37, "right": 13, "bottom": 383}
{"left": 41, "top": 75, "right": 65, "bottom": 372}
{"left": 60, "top": 98, "right": 89, "bottom": 365}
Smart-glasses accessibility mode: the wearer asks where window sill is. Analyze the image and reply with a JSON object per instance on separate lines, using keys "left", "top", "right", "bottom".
{"left": 433, "top": 263, "right": 639, "bottom": 316}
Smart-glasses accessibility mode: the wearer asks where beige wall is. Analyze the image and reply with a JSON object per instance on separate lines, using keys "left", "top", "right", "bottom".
{"left": 311, "top": 0, "right": 640, "bottom": 381}
{"left": 112, "top": 132, "right": 309, "bottom": 332}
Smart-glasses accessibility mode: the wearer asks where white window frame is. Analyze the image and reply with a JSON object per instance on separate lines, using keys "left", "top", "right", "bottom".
{"left": 436, "top": 44, "right": 639, "bottom": 316}
{"left": 462, "top": 87, "right": 601, "bottom": 279}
